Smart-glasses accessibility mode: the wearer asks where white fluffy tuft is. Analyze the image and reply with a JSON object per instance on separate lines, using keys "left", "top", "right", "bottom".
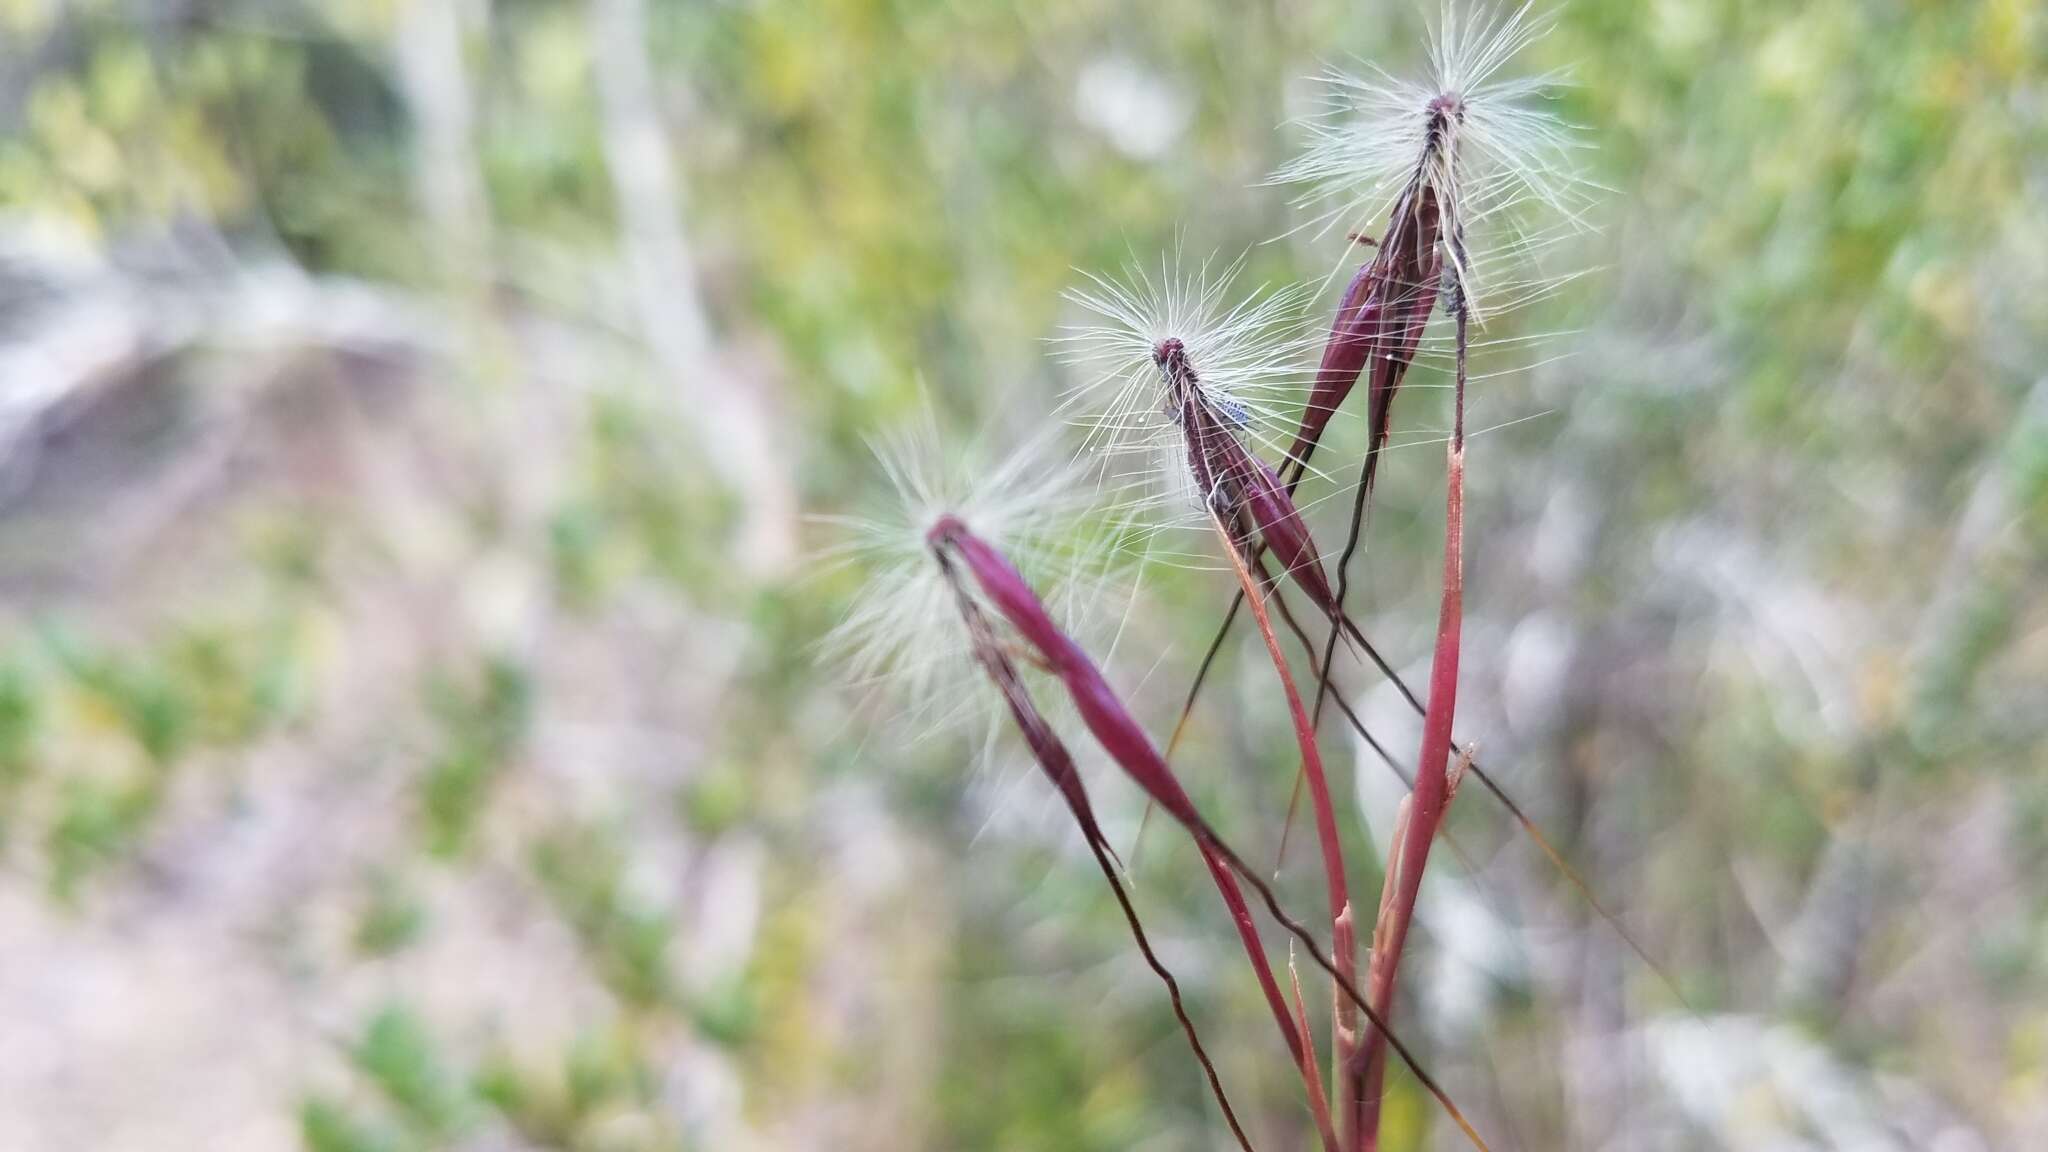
{"left": 819, "top": 415, "right": 1132, "bottom": 736}
{"left": 1273, "top": 2, "right": 1592, "bottom": 319}
{"left": 1053, "top": 252, "right": 1319, "bottom": 533}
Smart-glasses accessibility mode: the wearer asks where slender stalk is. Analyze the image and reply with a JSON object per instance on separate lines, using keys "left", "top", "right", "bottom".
{"left": 1201, "top": 845, "right": 1343, "bottom": 1152}
{"left": 1092, "top": 842, "right": 1259, "bottom": 1152}
{"left": 1359, "top": 280, "right": 1468, "bottom": 1151}
{"left": 1206, "top": 503, "right": 1360, "bottom": 1146}
{"left": 1203, "top": 832, "right": 1491, "bottom": 1152}
{"left": 1329, "top": 613, "right": 1685, "bottom": 1006}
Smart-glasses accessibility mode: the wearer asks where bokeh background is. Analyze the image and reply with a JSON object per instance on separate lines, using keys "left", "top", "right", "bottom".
{"left": 1, "top": 1, "right": 2044, "bottom": 1150}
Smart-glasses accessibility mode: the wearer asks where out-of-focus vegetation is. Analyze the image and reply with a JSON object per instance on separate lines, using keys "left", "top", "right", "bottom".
{"left": 0, "top": 2, "right": 2042, "bottom": 1150}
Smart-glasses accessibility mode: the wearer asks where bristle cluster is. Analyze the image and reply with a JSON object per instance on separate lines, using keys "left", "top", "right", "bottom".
{"left": 1055, "top": 254, "right": 1319, "bottom": 530}
{"left": 819, "top": 418, "right": 1127, "bottom": 735}
{"left": 1274, "top": 1, "right": 1590, "bottom": 319}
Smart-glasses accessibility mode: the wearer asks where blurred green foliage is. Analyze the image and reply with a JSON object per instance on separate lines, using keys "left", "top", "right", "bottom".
{"left": 419, "top": 656, "right": 531, "bottom": 857}
{"left": 532, "top": 820, "right": 678, "bottom": 1012}
{"left": 3, "top": 600, "right": 310, "bottom": 897}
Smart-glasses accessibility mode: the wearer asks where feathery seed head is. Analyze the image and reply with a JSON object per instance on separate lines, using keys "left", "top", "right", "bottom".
{"left": 1275, "top": 2, "right": 1589, "bottom": 317}
{"left": 1056, "top": 253, "right": 1317, "bottom": 525}
{"left": 822, "top": 417, "right": 1126, "bottom": 735}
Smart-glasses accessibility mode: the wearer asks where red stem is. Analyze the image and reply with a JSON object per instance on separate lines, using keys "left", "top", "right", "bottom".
{"left": 1358, "top": 296, "right": 1467, "bottom": 1150}
{"left": 1204, "top": 844, "right": 1342, "bottom": 1152}
{"left": 1207, "top": 505, "right": 1357, "bottom": 1150}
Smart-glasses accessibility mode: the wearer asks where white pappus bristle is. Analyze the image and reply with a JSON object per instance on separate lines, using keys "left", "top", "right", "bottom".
{"left": 1053, "top": 252, "right": 1321, "bottom": 541}
{"left": 820, "top": 414, "right": 1133, "bottom": 738}
{"left": 1273, "top": 1, "right": 1593, "bottom": 322}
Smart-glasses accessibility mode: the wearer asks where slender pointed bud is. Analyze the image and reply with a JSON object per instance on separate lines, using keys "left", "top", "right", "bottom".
{"left": 1332, "top": 899, "right": 1362, "bottom": 1145}
{"left": 1363, "top": 188, "right": 1444, "bottom": 469}
{"left": 1333, "top": 904, "right": 1360, "bottom": 1044}
{"left": 1234, "top": 451, "right": 1336, "bottom": 609}
{"left": 1283, "top": 261, "right": 1378, "bottom": 478}
{"left": 1275, "top": 1, "right": 1588, "bottom": 312}
{"left": 1276, "top": 0, "right": 1591, "bottom": 743}
{"left": 1288, "top": 181, "right": 1445, "bottom": 493}
{"left": 933, "top": 515, "right": 1214, "bottom": 844}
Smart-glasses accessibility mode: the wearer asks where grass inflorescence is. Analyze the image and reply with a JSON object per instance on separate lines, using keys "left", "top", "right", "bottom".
{"left": 821, "top": 5, "right": 1667, "bottom": 1150}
